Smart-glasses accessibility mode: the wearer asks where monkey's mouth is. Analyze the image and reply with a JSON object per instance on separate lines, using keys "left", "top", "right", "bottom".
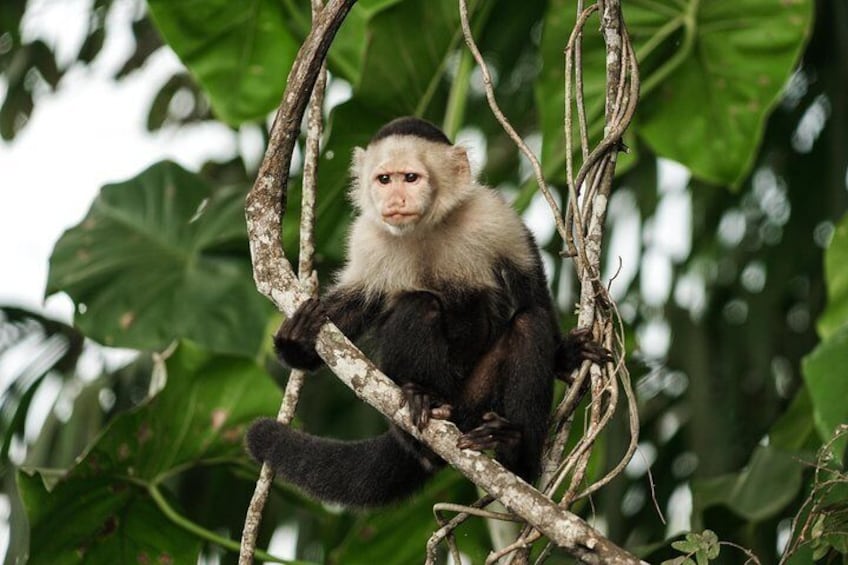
{"left": 382, "top": 212, "right": 420, "bottom": 225}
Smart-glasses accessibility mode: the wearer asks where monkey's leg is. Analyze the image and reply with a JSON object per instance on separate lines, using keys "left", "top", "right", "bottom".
{"left": 477, "top": 308, "right": 555, "bottom": 482}
{"left": 380, "top": 291, "right": 458, "bottom": 428}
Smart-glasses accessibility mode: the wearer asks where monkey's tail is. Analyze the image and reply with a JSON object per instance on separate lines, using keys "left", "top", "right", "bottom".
{"left": 246, "top": 418, "right": 440, "bottom": 507}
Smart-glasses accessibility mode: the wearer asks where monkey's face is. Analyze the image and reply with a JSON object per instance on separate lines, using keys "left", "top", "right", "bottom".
{"left": 353, "top": 140, "right": 436, "bottom": 235}
{"left": 370, "top": 167, "right": 433, "bottom": 233}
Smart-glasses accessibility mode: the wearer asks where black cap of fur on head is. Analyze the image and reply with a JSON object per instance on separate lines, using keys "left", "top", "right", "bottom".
{"left": 370, "top": 117, "right": 452, "bottom": 146}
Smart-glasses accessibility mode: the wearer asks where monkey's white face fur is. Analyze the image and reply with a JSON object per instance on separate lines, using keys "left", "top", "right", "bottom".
{"left": 350, "top": 136, "right": 474, "bottom": 235}
{"left": 339, "top": 133, "right": 533, "bottom": 296}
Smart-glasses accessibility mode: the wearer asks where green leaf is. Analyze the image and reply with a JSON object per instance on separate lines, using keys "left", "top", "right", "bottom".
{"left": 811, "top": 538, "right": 830, "bottom": 561}
{"left": 702, "top": 530, "right": 720, "bottom": 559}
{"left": 692, "top": 445, "right": 804, "bottom": 522}
{"left": 279, "top": 0, "right": 408, "bottom": 86}
{"left": 636, "top": 0, "right": 812, "bottom": 187}
{"left": 146, "top": 0, "right": 300, "bottom": 125}
{"left": 80, "top": 342, "right": 281, "bottom": 479}
{"left": 768, "top": 387, "right": 815, "bottom": 451}
{"left": 672, "top": 539, "right": 699, "bottom": 553}
{"left": 670, "top": 531, "right": 720, "bottom": 565}
{"left": 818, "top": 213, "right": 848, "bottom": 339}
{"left": 145, "top": 0, "right": 413, "bottom": 124}
{"left": 352, "top": 0, "right": 461, "bottom": 115}
{"left": 802, "top": 325, "right": 848, "bottom": 456}
{"left": 18, "top": 342, "right": 281, "bottom": 562}
{"left": 537, "top": 0, "right": 812, "bottom": 187}
{"left": 47, "top": 161, "right": 272, "bottom": 357}
{"left": 783, "top": 545, "right": 816, "bottom": 565}
{"left": 18, "top": 472, "right": 202, "bottom": 565}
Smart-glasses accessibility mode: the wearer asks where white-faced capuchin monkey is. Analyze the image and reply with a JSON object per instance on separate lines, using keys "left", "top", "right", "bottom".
{"left": 246, "top": 117, "right": 608, "bottom": 507}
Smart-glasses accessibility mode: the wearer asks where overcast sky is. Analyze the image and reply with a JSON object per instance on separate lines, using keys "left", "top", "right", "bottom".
{"left": 0, "top": 0, "right": 239, "bottom": 322}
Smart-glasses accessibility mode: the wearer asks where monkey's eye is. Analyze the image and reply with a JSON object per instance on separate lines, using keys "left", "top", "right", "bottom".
{"left": 376, "top": 174, "right": 391, "bottom": 185}
{"left": 404, "top": 173, "right": 419, "bottom": 183}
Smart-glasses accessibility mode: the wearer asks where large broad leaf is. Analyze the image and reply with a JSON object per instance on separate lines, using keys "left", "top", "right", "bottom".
{"left": 47, "top": 161, "right": 272, "bottom": 357}
{"left": 802, "top": 324, "right": 848, "bottom": 457}
{"left": 636, "top": 0, "right": 812, "bottom": 187}
{"left": 803, "top": 213, "right": 848, "bottom": 458}
{"left": 18, "top": 342, "right": 282, "bottom": 563}
{"left": 18, "top": 472, "right": 202, "bottom": 565}
{"left": 278, "top": 0, "right": 407, "bottom": 86}
{"left": 146, "top": 0, "right": 407, "bottom": 125}
{"left": 538, "top": 0, "right": 812, "bottom": 187}
{"left": 349, "top": 0, "right": 460, "bottom": 114}
{"left": 692, "top": 445, "right": 804, "bottom": 523}
{"left": 768, "top": 387, "right": 816, "bottom": 451}
{"left": 146, "top": 0, "right": 300, "bottom": 125}
{"left": 818, "top": 213, "right": 848, "bottom": 339}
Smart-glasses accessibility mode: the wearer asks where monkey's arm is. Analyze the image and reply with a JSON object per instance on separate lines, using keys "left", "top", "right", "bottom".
{"left": 273, "top": 286, "right": 382, "bottom": 371}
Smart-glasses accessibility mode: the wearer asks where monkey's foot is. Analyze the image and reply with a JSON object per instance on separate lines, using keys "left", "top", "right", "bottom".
{"left": 401, "top": 383, "right": 452, "bottom": 430}
{"left": 555, "top": 327, "right": 613, "bottom": 380}
{"left": 273, "top": 298, "right": 327, "bottom": 370}
{"left": 457, "top": 412, "right": 521, "bottom": 451}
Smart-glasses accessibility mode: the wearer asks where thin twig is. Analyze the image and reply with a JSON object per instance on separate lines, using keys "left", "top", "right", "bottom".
{"left": 576, "top": 309, "right": 639, "bottom": 501}
{"left": 458, "top": 0, "right": 569, "bottom": 243}
{"left": 563, "top": 4, "right": 600, "bottom": 266}
{"left": 720, "top": 541, "right": 763, "bottom": 565}
{"left": 426, "top": 497, "right": 496, "bottom": 565}
{"left": 486, "top": 533, "right": 536, "bottom": 565}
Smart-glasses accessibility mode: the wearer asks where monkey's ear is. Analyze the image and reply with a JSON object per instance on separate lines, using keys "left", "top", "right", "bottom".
{"left": 348, "top": 147, "right": 367, "bottom": 208}
{"left": 349, "top": 147, "right": 366, "bottom": 183}
{"left": 351, "top": 146, "right": 366, "bottom": 170}
{"left": 451, "top": 146, "right": 472, "bottom": 185}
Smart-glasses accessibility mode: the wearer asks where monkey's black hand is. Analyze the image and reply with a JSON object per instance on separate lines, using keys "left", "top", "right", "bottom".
{"left": 555, "top": 327, "right": 613, "bottom": 380}
{"left": 274, "top": 298, "right": 327, "bottom": 371}
{"left": 401, "top": 383, "right": 452, "bottom": 430}
{"left": 457, "top": 412, "right": 521, "bottom": 451}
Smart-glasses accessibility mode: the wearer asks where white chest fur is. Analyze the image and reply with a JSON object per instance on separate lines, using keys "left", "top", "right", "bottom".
{"left": 337, "top": 189, "right": 532, "bottom": 297}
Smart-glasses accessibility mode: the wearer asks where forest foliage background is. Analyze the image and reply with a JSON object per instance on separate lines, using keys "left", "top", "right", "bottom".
{"left": 1, "top": 0, "right": 847, "bottom": 563}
